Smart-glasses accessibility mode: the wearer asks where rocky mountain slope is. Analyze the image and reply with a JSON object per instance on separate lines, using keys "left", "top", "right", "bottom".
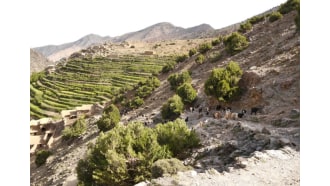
{"left": 111, "top": 22, "right": 216, "bottom": 42}
{"left": 30, "top": 9, "right": 300, "bottom": 186}
{"left": 30, "top": 49, "right": 53, "bottom": 74}
{"left": 33, "top": 34, "right": 111, "bottom": 62}
{"left": 32, "top": 22, "right": 239, "bottom": 62}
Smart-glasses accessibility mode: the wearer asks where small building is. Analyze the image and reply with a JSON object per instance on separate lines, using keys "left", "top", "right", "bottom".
{"left": 30, "top": 118, "right": 64, "bottom": 154}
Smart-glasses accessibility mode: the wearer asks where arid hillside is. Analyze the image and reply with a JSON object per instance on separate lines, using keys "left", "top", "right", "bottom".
{"left": 30, "top": 7, "right": 299, "bottom": 186}
{"left": 30, "top": 49, "right": 54, "bottom": 74}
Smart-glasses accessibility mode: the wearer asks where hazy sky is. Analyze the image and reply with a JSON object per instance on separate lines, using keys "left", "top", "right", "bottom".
{"left": 29, "top": 0, "right": 287, "bottom": 47}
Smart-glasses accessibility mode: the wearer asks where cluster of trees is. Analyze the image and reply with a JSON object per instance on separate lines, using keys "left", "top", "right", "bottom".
{"left": 76, "top": 119, "right": 200, "bottom": 185}
{"left": 166, "top": 70, "right": 197, "bottom": 118}
{"left": 122, "top": 76, "right": 161, "bottom": 110}
{"left": 167, "top": 71, "right": 192, "bottom": 90}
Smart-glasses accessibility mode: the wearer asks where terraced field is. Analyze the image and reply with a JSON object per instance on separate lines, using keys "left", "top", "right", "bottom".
{"left": 30, "top": 55, "right": 176, "bottom": 119}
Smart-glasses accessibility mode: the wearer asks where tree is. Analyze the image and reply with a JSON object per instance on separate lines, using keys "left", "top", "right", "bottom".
{"left": 223, "top": 32, "right": 249, "bottom": 55}
{"left": 161, "top": 95, "right": 184, "bottom": 120}
{"left": 155, "top": 119, "right": 200, "bottom": 158}
{"left": 97, "top": 104, "right": 120, "bottom": 132}
{"left": 176, "top": 83, "right": 197, "bottom": 104}
{"left": 204, "top": 61, "right": 243, "bottom": 102}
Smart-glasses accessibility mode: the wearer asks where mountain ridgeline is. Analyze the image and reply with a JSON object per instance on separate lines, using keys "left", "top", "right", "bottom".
{"left": 32, "top": 22, "right": 241, "bottom": 62}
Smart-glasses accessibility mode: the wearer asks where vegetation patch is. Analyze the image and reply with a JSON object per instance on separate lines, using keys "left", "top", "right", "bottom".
{"left": 269, "top": 11, "right": 283, "bottom": 22}
{"left": 223, "top": 32, "right": 249, "bottom": 55}
{"left": 204, "top": 61, "right": 243, "bottom": 102}
{"left": 35, "top": 150, "right": 52, "bottom": 167}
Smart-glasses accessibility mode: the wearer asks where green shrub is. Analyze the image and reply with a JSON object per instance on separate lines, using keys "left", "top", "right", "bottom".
{"left": 35, "top": 150, "right": 52, "bottom": 167}
{"left": 176, "top": 54, "right": 188, "bottom": 63}
{"left": 136, "top": 85, "right": 153, "bottom": 98}
{"left": 211, "top": 39, "right": 221, "bottom": 46}
{"left": 167, "top": 71, "right": 192, "bottom": 90}
{"left": 198, "top": 42, "right": 212, "bottom": 54}
{"left": 136, "top": 76, "right": 161, "bottom": 98}
{"left": 161, "top": 95, "right": 184, "bottom": 120}
{"left": 97, "top": 104, "right": 120, "bottom": 132}
{"left": 223, "top": 32, "right": 249, "bottom": 55}
{"left": 204, "top": 61, "right": 243, "bottom": 102}
{"left": 151, "top": 158, "right": 191, "bottom": 178}
{"left": 77, "top": 122, "right": 171, "bottom": 186}
{"left": 248, "top": 15, "right": 265, "bottom": 25}
{"left": 278, "top": 0, "right": 300, "bottom": 14}
{"left": 162, "top": 61, "right": 176, "bottom": 73}
{"left": 62, "top": 116, "right": 87, "bottom": 140}
{"left": 188, "top": 48, "right": 197, "bottom": 57}
{"left": 128, "top": 96, "right": 144, "bottom": 109}
{"left": 195, "top": 54, "right": 206, "bottom": 64}
{"left": 269, "top": 11, "right": 283, "bottom": 22}
{"left": 155, "top": 119, "right": 200, "bottom": 158}
{"left": 238, "top": 21, "right": 252, "bottom": 33}
{"left": 176, "top": 83, "right": 197, "bottom": 104}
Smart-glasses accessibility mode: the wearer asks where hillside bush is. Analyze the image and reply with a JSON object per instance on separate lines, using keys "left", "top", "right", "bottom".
{"left": 204, "top": 61, "right": 243, "bottom": 102}
{"left": 176, "top": 54, "right": 188, "bottom": 63}
{"left": 136, "top": 76, "right": 161, "bottom": 98}
{"left": 151, "top": 158, "right": 192, "bottom": 178}
{"left": 77, "top": 122, "right": 171, "bottom": 186}
{"left": 278, "top": 0, "right": 300, "bottom": 14}
{"left": 198, "top": 42, "right": 212, "bottom": 54}
{"left": 161, "top": 95, "right": 184, "bottom": 120}
{"left": 269, "top": 11, "right": 283, "bottom": 22}
{"left": 195, "top": 54, "right": 206, "bottom": 64}
{"left": 223, "top": 32, "right": 249, "bottom": 55}
{"left": 128, "top": 96, "right": 144, "bottom": 109}
{"left": 238, "top": 21, "right": 252, "bottom": 33}
{"left": 211, "top": 39, "right": 221, "bottom": 46}
{"left": 35, "top": 150, "right": 52, "bottom": 167}
{"left": 62, "top": 116, "right": 87, "bottom": 140}
{"left": 162, "top": 61, "right": 176, "bottom": 73}
{"left": 188, "top": 48, "right": 197, "bottom": 57}
{"left": 96, "top": 104, "right": 120, "bottom": 132}
{"left": 167, "top": 71, "right": 192, "bottom": 90}
{"left": 248, "top": 15, "right": 265, "bottom": 25}
{"left": 155, "top": 119, "right": 200, "bottom": 158}
{"left": 176, "top": 83, "right": 197, "bottom": 104}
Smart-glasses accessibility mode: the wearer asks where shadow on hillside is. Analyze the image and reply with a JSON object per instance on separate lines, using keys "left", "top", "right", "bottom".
{"left": 191, "top": 121, "right": 299, "bottom": 173}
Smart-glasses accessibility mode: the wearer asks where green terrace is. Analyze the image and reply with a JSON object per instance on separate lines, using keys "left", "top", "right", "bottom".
{"left": 30, "top": 55, "right": 176, "bottom": 119}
